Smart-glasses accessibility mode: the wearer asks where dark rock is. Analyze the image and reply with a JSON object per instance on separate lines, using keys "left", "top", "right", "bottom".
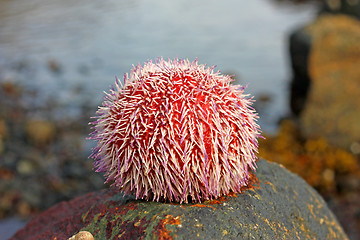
{"left": 0, "top": 119, "right": 6, "bottom": 154}
{"left": 289, "top": 27, "right": 312, "bottom": 116}
{"left": 320, "top": 0, "right": 360, "bottom": 20}
{"left": 11, "top": 160, "right": 348, "bottom": 240}
{"left": 47, "top": 59, "right": 62, "bottom": 74}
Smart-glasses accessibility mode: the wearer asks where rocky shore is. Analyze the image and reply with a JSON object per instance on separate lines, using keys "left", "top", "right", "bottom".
{"left": 0, "top": 79, "right": 105, "bottom": 220}
{"left": 1, "top": 69, "right": 359, "bottom": 239}
{"left": 2, "top": 2, "right": 360, "bottom": 238}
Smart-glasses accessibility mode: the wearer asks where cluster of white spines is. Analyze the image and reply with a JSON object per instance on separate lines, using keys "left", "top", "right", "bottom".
{"left": 89, "top": 58, "right": 261, "bottom": 203}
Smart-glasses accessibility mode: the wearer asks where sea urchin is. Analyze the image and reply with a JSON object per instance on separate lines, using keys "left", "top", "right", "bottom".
{"left": 89, "top": 58, "right": 261, "bottom": 203}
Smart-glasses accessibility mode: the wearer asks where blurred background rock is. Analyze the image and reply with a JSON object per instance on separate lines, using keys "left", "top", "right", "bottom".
{"left": 0, "top": 0, "right": 359, "bottom": 239}
{"left": 276, "top": 0, "right": 360, "bottom": 239}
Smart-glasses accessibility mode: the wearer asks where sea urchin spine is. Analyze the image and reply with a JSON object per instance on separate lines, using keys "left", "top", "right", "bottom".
{"left": 89, "top": 58, "right": 261, "bottom": 203}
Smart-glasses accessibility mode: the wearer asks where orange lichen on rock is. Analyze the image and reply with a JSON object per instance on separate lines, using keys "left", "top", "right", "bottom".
{"left": 153, "top": 215, "right": 181, "bottom": 240}
{"left": 259, "top": 119, "right": 360, "bottom": 194}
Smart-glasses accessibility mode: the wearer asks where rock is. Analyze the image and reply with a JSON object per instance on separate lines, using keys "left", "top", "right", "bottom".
{"left": 16, "top": 160, "right": 35, "bottom": 175}
{"left": 320, "top": 0, "right": 360, "bottom": 20}
{"left": 0, "top": 119, "right": 6, "bottom": 154}
{"left": 0, "top": 81, "right": 22, "bottom": 98}
{"left": 25, "top": 120, "right": 56, "bottom": 147}
{"left": 0, "top": 119, "right": 7, "bottom": 137}
{"left": 68, "top": 231, "right": 94, "bottom": 240}
{"left": 47, "top": 59, "right": 62, "bottom": 74}
{"left": 289, "top": 27, "right": 312, "bottom": 116}
{"left": 11, "top": 160, "right": 348, "bottom": 240}
{"left": 290, "top": 14, "right": 360, "bottom": 148}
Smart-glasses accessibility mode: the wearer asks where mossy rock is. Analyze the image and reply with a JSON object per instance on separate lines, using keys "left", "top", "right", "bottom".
{"left": 11, "top": 160, "right": 348, "bottom": 240}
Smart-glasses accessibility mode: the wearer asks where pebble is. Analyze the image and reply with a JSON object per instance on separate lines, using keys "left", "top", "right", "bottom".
{"left": 47, "top": 59, "right": 62, "bottom": 74}
{"left": 16, "top": 160, "right": 34, "bottom": 175}
{"left": 0, "top": 119, "right": 6, "bottom": 154}
{"left": 68, "top": 231, "right": 95, "bottom": 240}
{"left": 350, "top": 142, "right": 360, "bottom": 155}
{"left": 25, "top": 120, "right": 56, "bottom": 146}
{"left": 0, "top": 119, "right": 7, "bottom": 137}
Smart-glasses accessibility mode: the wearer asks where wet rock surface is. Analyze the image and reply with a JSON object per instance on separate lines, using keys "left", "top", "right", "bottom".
{"left": 11, "top": 160, "right": 348, "bottom": 240}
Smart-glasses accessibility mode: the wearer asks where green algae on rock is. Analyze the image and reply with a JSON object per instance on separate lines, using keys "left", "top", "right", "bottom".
{"left": 11, "top": 160, "right": 348, "bottom": 240}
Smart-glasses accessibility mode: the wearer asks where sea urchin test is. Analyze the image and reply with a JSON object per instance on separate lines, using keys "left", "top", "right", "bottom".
{"left": 89, "top": 58, "right": 261, "bottom": 203}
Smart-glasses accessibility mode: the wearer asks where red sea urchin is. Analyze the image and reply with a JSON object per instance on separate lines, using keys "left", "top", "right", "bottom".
{"left": 89, "top": 58, "right": 261, "bottom": 203}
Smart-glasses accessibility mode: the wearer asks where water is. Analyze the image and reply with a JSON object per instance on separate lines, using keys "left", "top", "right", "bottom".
{"left": 0, "top": 0, "right": 317, "bottom": 132}
{"left": 0, "top": 217, "right": 27, "bottom": 240}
